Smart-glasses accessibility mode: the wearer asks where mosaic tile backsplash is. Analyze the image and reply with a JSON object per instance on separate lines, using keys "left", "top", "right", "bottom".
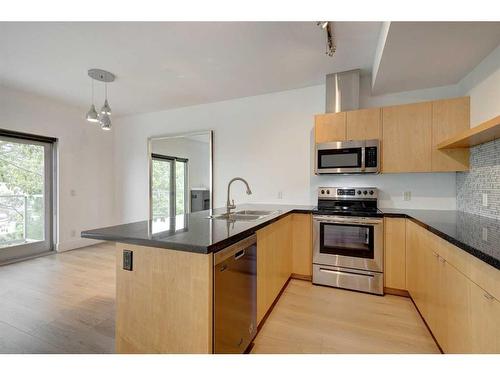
{"left": 457, "top": 138, "right": 500, "bottom": 219}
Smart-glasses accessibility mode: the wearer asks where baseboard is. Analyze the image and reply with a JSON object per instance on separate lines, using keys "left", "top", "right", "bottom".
{"left": 408, "top": 294, "right": 444, "bottom": 354}
{"left": 256, "top": 277, "right": 291, "bottom": 332}
{"left": 56, "top": 238, "right": 105, "bottom": 252}
{"left": 384, "top": 287, "right": 410, "bottom": 297}
{"left": 291, "top": 273, "right": 312, "bottom": 281}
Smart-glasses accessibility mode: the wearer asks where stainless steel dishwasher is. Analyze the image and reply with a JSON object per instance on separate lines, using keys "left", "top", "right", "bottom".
{"left": 214, "top": 234, "right": 257, "bottom": 354}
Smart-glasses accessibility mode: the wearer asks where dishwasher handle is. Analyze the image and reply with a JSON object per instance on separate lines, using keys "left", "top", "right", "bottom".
{"left": 234, "top": 249, "right": 246, "bottom": 260}
{"left": 214, "top": 234, "right": 257, "bottom": 265}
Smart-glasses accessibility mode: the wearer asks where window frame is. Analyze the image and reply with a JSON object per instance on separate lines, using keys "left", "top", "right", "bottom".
{"left": 0, "top": 129, "right": 57, "bottom": 264}
{"left": 151, "top": 153, "right": 189, "bottom": 218}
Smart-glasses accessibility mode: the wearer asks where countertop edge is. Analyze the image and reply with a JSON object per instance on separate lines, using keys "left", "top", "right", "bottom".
{"left": 383, "top": 212, "right": 500, "bottom": 270}
{"left": 82, "top": 209, "right": 499, "bottom": 271}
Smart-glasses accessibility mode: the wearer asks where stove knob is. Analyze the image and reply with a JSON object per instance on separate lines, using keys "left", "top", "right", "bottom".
{"left": 363, "top": 190, "right": 368, "bottom": 195}
{"left": 326, "top": 189, "right": 330, "bottom": 194}
{"left": 321, "top": 189, "right": 325, "bottom": 194}
{"left": 357, "top": 190, "right": 361, "bottom": 195}
{"left": 369, "top": 190, "right": 374, "bottom": 195}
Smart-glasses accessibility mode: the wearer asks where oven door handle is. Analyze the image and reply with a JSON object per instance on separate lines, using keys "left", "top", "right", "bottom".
{"left": 313, "top": 216, "right": 382, "bottom": 225}
{"left": 319, "top": 267, "right": 375, "bottom": 278}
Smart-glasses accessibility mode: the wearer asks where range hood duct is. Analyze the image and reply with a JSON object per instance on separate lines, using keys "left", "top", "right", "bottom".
{"left": 325, "top": 69, "right": 360, "bottom": 113}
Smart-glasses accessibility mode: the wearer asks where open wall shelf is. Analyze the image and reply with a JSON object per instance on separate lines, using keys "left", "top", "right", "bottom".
{"left": 437, "top": 115, "right": 500, "bottom": 149}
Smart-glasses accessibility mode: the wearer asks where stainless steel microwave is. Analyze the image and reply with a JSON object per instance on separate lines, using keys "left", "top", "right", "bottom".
{"left": 315, "top": 139, "right": 380, "bottom": 174}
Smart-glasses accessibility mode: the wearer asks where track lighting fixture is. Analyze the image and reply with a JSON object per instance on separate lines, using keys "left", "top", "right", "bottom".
{"left": 317, "top": 21, "right": 336, "bottom": 57}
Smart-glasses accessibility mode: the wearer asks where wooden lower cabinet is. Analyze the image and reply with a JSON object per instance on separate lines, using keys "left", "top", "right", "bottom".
{"left": 291, "top": 213, "right": 312, "bottom": 278}
{"left": 406, "top": 220, "right": 500, "bottom": 353}
{"left": 383, "top": 218, "right": 406, "bottom": 290}
{"left": 256, "top": 215, "right": 293, "bottom": 324}
{"left": 440, "top": 258, "right": 471, "bottom": 353}
{"left": 405, "top": 221, "right": 431, "bottom": 316}
{"left": 114, "top": 243, "right": 213, "bottom": 354}
{"left": 469, "top": 281, "right": 500, "bottom": 353}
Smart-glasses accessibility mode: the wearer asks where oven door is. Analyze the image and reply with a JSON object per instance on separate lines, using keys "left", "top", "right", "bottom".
{"left": 313, "top": 215, "right": 383, "bottom": 272}
{"left": 315, "top": 141, "right": 364, "bottom": 174}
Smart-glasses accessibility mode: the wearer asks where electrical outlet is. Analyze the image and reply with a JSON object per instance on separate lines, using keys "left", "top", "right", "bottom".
{"left": 123, "top": 250, "right": 133, "bottom": 271}
{"left": 482, "top": 227, "right": 488, "bottom": 242}
{"left": 482, "top": 193, "right": 488, "bottom": 207}
{"left": 70, "top": 189, "right": 76, "bottom": 197}
{"left": 277, "top": 191, "right": 283, "bottom": 199}
{"left": 403, "top": 191, "right": 411, "bottom": 201}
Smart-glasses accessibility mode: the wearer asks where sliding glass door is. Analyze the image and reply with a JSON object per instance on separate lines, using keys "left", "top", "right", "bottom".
{"left": 0, "top": 130, "right": 55, "bottom": 263}
{"left": 151, "top": 154, "right": 188, "bottom": 219}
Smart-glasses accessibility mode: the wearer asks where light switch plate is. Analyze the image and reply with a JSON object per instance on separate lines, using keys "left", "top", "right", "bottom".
{"left": 482, "top": 227, "right": 488, "bottom": 242}
{"left": 403, "top": 191, "right": 411, "bottom": 201}
{"left": 482, "top": 193, "right": 488, "bottom": 207}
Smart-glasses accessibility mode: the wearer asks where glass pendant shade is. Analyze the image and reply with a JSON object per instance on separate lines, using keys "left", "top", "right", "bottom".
{"left": 99, "top": 112, "right": 112, "bottom": 130}
{"left": 86, "top": 104, "right": 99, "bottom": 122}
{"left": 100, "top": 99, "right": 112, "bottom": 115}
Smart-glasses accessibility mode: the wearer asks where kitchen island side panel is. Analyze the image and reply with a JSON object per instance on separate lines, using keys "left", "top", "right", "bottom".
{"left": 115, "top": 243, "right": 213, "bottom": 353}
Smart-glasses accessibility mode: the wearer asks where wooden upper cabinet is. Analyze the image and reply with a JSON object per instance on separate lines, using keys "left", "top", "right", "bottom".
{"left": 431, "top": 97, "right": 470, "bottom": 172}
{"left": 314, "top": 112, "right": 346, "bottom": 143}
{"left": 382, "top": 102, "right": 432, "bottom": 173}
{"left": 346, "top": 107, "right": 382, "bottom": 140}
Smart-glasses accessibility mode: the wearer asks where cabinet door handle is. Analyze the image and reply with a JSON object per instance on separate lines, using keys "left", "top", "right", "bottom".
{"left": 484, "top": 292, "right": 495, "bottom": 301}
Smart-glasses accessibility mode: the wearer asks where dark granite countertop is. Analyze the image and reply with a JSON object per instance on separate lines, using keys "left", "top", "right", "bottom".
{"left": 81, "top": 204, "right": 314, "bottom": 254}
{"left": 381, "top": 208, "right": 500, "bottom": 270}
{"left": 82, "top": 204, "right": 500, "bottom": 270}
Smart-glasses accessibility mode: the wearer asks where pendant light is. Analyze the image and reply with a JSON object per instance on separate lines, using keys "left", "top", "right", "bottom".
{"left": 99, "top": 112, "right": 111, "bottom": 130}
{"left": 86, "top": 69, "right": 115, "bottom": 130}
{"left": 100, "top": 82, "right": 112, "bottom": 115}
{"left": 85, "top": 78, "right": 99, "bottom": 123}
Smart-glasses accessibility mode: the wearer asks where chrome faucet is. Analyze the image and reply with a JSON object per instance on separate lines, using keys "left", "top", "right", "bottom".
{"left": 226, "top": 177, "right": 252, "bottom": 214}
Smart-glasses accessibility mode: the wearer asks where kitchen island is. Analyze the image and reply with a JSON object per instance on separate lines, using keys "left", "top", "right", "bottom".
{"left": 82, "top": 204, "right": 500, "bottom": 353}
{"left": 82, "top": 204, "right": 314, "bottom": 353}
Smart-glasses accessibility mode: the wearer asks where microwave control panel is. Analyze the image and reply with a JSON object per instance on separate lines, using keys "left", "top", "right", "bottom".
{"left": 365, "top": 147, "right": 378, "bottom": 168}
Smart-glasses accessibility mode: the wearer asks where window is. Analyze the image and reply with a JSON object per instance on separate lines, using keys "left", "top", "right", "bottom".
{"left": 151, "top": 154, "right": 188, "bottom": 219}
{"left": 0, "top": 129, "right": 56, "bottom": 263}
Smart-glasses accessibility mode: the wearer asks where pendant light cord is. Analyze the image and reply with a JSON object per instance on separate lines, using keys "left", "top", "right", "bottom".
{"left": 91, "top": 78, "right": 94, "bottom": 105}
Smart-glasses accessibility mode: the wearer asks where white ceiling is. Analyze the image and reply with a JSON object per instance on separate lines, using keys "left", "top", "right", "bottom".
{"left": 3, "top": 22, "right": 500, "bottom": 117}
{"left": 372, "top": 22, "right": 500, "bottom": 94}
{"left": 0, "top": 22, "right": 381, "bottom": 116}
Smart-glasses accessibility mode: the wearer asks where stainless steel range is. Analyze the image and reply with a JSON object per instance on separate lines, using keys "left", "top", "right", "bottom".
{"left": 312, "top": 187, "right": 384, "bottom": 295}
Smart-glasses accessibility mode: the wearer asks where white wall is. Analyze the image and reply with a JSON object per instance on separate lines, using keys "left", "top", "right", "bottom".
{"left": 0, "top": 85, "right": 116, "bottom": 251}
{"left": 459, "top": 43, "right": 500, "bottom": 125}
{"left": 151, "top": 137, "right": 210, "bottom": 189}
{"left": 114, "top": 85, "right": 323, "bottom": 223}
{"left": 114, "top": 80, "right": 464, "bottom": 224}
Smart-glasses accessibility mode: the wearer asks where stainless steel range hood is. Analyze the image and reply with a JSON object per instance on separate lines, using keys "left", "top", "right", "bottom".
{"left": 325, "top": 69, "right": 360, "bottom": 113}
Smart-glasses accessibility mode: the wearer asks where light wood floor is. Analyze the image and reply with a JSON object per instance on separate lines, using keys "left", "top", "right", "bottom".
{"left": 251, "top": 279, "right": 440, "bottom": 354}
{"left": 0, "top": 242, "right": 116, "bottom": 353}
{"left": 0, "top": 243, "right": 439, "bottom": 354}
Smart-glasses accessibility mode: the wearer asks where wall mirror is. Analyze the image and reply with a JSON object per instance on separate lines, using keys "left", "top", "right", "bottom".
{"left": 148, "top": 130, "right": 213, "bottom": 220}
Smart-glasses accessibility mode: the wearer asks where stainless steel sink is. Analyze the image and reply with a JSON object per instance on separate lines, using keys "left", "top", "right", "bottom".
{"left": 208, "top": 210, "right": 277, "bottom": 221}
{"left": 234, "top": 210, "right": 275, "bottom": 216}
